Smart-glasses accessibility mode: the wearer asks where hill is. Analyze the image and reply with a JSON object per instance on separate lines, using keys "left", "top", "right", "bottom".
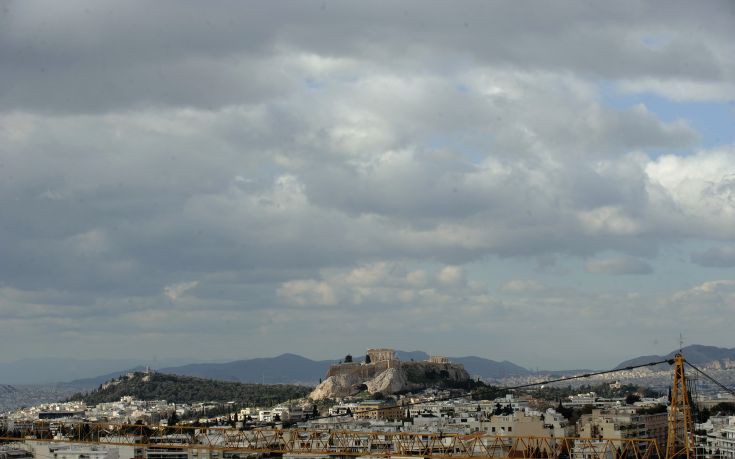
{"left": 452, "top": 356, "right": 530, "bottom": 379}
{"left": 615, "top": 345, "right": 735, "bottom": 370}
{"left": 393, "top": 352, "right": 530, "bottom": 378}
{"left": 67, "top": 371, "right": 312, "bottom": 405}
{"left": 309, "top": 358, "right": 471, "bottom": 399}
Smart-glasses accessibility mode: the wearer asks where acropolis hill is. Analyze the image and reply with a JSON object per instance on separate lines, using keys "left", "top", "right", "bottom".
{"left": 309, "top": 348, "right": 470, "bottom": 400}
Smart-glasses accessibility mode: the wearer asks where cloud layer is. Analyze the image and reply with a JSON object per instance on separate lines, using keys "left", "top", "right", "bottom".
{"left": 1, "top": 1, "right": 733, "bottom": 369}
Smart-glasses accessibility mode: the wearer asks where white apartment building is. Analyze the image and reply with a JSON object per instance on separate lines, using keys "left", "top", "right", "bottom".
{"left": 53, "top": 446, "right": 119, "bottom": 459}
{"left": 698, "top": 416, "right": 735, "bottom": 459}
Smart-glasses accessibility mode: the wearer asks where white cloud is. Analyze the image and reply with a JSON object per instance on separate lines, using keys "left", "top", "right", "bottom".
{"left": 278, "top": 263, "right": 480, "bottom": 310}
{"left": 277, "top": 279, "right": 337, "bottom": 306}
{"left": 164, "top": 281, "right": 199, "bottom": 302}
{"left": 436, "top": 266, "right": 465, "bottom": 287}
{"left": 500, "top": 280, "right": 546, "bottom": 294}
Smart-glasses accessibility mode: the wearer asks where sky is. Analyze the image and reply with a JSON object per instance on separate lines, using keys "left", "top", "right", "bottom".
{"left": 1, "top": 1, "right": 734, "bottom": 371}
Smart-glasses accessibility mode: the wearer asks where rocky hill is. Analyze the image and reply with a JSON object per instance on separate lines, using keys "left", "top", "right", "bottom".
{"left": 67, "top": 371, "right": 311, "bottom": 405}
{"left": 309, "top": 358, "right": 470, "bottom": 400}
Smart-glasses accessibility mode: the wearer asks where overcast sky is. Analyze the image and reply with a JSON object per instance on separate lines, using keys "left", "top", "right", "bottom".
{"left": 1, "top": 1, "right": 734, "bottom": 370}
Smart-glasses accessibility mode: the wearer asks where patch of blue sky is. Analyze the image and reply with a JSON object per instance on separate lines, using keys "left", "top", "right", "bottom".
{"left": 424, "top": 132, "right": 490, "bottom": 166}
{"left": 600, "top": 82, "right": 734, "bottom": 151}
{"left": 640, "top": 33, "right": 673, "bottom": 50}
{"left": 304, "top": 77, "right": 326, "bottom": 90}
{"left": 455, "top": 82, "right": 471, "bottom": 94}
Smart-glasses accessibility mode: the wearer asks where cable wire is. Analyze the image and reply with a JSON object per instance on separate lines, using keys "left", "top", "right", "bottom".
{"left": 684, "top": 361, "right": 735, "bottom": 398}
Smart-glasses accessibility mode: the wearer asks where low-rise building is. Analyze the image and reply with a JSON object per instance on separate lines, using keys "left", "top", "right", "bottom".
{"left": 697, "top": 415, "right": 735, "bottom": 459}
{"left": 0, "top": 447, "right": 33, "bottom": 459}
{"left": 353, "top": 400, "right": 403, "bottom": 421}
{"left": 577, "top": 408, "right": 667, "bottom": 448}
{"left": 53, "top": 446, "right": 119, "bottom": 459}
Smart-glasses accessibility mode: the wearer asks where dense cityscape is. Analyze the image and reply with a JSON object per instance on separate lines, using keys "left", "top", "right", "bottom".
{"left": 2, "top": 348, "right": 735, "bottom": 459}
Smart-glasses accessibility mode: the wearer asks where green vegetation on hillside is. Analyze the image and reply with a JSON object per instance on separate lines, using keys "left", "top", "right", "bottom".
{"left": 67, "top": 372, "right": 311, "bottom": 406}
{"left": 698, "top": 402, "right": 735, "bottom": 423}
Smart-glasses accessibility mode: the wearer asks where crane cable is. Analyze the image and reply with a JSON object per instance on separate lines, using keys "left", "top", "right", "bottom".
{"left": 684, "top": 360, "right": 735, "bottom": 398}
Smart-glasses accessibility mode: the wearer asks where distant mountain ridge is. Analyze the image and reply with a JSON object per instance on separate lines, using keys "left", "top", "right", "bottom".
{"left": 0, "top": 358, "right": 196, "bottom": 385}
{"left": 159, "top": 350, "right": 531, "bottom": 384}
{"left": 7, "top": 345, "right": 732, "bottom": 388}
{"left": 614, "top": 345, "right": 735, "bottom": 370}
{"left": 61, "top": 367, "right": 149, "bottom": 389}
{"left": 160, "top": 353, "right": 335, "bottom": 385}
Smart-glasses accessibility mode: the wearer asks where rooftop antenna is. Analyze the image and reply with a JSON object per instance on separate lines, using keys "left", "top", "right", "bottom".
{"left": 679, "top": 332, "right": 684, "bottom": 353}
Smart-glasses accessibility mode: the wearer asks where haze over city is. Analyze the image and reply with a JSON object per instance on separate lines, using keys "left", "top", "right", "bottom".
{"left": 1, "top": 1, "right": 734, "bottom": 370}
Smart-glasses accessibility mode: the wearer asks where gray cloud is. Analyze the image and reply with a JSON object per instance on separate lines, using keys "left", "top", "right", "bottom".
{"left": 691, "top": 247, "right": 735, "bottom": 267}
{"left": 1, "top": 1, "right": 733, "bottom": 113}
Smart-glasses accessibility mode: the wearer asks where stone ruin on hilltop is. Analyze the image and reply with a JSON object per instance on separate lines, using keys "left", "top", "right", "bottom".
{"left": 309, "top": 348, "right": 470, "bottom": 400}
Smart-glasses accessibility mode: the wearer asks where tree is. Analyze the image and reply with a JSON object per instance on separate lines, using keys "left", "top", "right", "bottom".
{"left": 365, "top": 354, "right": 371, "bottom": 364}
{"left": 312, "top": 405, "right": 319, "bottom": 418}
{"left": 168, "top": 410, "right": 179, "bottom": 426}
{"left": 712, "top": 402, "right": 735, "bottom": 416}
{"left": 345, "top": 354, "right": 353, "bottom": 363}
{"left": 625, "top": 393, "right": 641, "bottom": 405}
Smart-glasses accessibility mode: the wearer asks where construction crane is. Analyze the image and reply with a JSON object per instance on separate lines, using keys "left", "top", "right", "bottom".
{"left": 666, "top": 354, "right": 696, "bottom": 459}
{"left": 0, "top": 422, "right": 662, "bottom": 459}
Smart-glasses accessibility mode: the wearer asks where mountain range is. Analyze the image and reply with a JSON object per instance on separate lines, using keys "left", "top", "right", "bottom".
{"left": 614, "top": 345, "right": 735, "bottom": 370}
{"left": 0, "top": 358, "right": 195, "bottom": 385}
{"left": 157, "top": 350, "right": 531, "bottom": 385}
{"left": 2, "top": 345, "right": 733, "bottom": 388}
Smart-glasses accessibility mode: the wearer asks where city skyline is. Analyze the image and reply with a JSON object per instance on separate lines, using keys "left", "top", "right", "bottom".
{"left": 1, "top": 1, "right": 734, "bottom": 370}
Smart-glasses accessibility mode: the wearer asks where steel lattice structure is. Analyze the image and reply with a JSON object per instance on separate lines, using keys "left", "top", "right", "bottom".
{"left": 1, "top": 422, "right": 663, "bottom": 459}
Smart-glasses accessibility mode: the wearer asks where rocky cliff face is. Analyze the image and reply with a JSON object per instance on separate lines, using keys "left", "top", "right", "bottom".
{"left": 309, "top": 361, "right": 469, "bottom": 400}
